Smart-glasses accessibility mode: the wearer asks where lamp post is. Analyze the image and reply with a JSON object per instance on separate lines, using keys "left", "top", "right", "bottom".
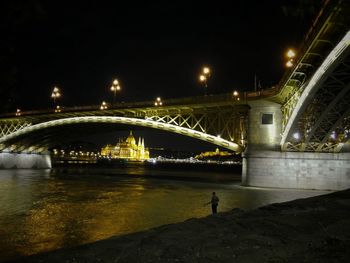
{"left": 100, "top": 101, "right": 108, "bottom": 110}
{"left": 51, "top": 86, "right": 61, "bottom": 106}
{"left": 199, "top": 66, "right": 211, "bottom": 95}
{"left": 154, "top": 97, "right": 163, "bottom": 106}
{"left": 285, "top": 49, "right": 296, "bottom": 68}
{"left": 55, "top": 105, "right": 61, "bottom": 113}
{"left": 110, "top": 79, "right": 121, "bottom": 106}
{"left": 233, "top": 90, "right": 240, "bottom": 101}
{"left": 15, "top": 109, "right": 21, "bottom": 116}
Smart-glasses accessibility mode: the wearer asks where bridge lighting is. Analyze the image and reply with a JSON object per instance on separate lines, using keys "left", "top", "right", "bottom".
{"left": 286, "top": 49, "right": 296, "bottom": 59}
{"left": 54, "top": 105, "right": 61, "bottom": 113}
{"left": 203, "top": 67, "right": 210, "bottom": 75}
{"left": 100, "top": 101, "right": 108, "bottom": 110}
{"left": 110, "top": 79, "right": 121, "bottom": 106}
{"left": 330, "top": 131, "right": 336, "bottom": 140}
{"left": 154, "top": 97, "right": 163, "bottom": 106}
{"left": 293, "top": 132, "right": 300, "bottom": 140}
{"left": 51, "top": 86, "right": 61, "bottom": 104}
{"left": 15, "top": 109, "right": 21, "bottom": 116}
{"left": 286, "top": 60, "right": 294, "bottom": 68}
{"left": 199, "top": 66, "right": 211, "bottom": 95}
{"left": 233, "top": 90, "right": 240, "bottom": 101}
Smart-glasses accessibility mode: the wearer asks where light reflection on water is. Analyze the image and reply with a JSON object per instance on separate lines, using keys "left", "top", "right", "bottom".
{"left": 0, "top": 167, "right": 328, "bottom": 261}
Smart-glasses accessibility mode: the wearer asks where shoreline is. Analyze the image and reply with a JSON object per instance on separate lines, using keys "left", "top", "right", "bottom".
{"left": 9, "top": 188, "right": 350, "bottom": 263}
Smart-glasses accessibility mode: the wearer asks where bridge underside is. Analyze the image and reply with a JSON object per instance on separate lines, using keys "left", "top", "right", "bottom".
{"left": 0, "top": 116, "right": 243, "bottom": 154}
{"left": 282, "top": 33, "right": 350, "bottom": 152}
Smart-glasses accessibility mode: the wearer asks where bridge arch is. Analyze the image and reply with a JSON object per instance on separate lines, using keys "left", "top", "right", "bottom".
{"left": 281, "top": 30, "right": 350, "bottom": 151}
{"left": 0, "top": 116, "right": 241, "bottom": 153}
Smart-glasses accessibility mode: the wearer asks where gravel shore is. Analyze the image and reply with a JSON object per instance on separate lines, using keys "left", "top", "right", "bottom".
{"left": 11, "top": 189, "right": 350, "bottom": 263}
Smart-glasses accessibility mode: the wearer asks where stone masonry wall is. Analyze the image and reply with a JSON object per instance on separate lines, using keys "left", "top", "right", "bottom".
{"left": 242, "top": 151, "right": 350, "bottom": 190}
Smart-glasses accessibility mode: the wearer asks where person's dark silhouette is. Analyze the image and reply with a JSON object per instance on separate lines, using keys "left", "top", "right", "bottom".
{"left": 210, "top": 192, "right": 219, "bottom": 214}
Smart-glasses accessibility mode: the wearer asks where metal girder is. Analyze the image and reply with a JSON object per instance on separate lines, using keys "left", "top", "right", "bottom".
{"left": 282, "top": 41, "right": 350, "bottom": 152}
{"left": 0, "top": 121, "right": 32, "bottom": 137}
{"left": 274, "top": 0, "right": 350, "bottom": 132}
{"left": 0, "top": 115, "right": 246, "bottom": 153}
{"left": 144, "top": 106, "right": 248, "bottom": 148}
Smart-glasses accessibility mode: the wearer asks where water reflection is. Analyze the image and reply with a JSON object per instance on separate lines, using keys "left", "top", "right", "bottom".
{"left": 0, "top": 168, "right": 327, "bottom": 262}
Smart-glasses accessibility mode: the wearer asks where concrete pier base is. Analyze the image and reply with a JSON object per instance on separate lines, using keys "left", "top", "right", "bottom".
{"left": 242, "top": 150, "right": 350, "bottom": 190}
{"left": 0, "top": 153, "right": 51, "bottom": 169}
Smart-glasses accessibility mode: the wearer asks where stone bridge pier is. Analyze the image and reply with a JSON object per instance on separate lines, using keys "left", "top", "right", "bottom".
{"left": 0, "top": 152, "right": 51, "bottom": 169}
{"left": 242, "top": 100, "right": 350, "bottom": 191}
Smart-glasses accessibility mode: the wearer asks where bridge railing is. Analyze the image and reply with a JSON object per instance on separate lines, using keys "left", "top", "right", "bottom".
{"left": 276, "top": 0, "right": 345, "bottom": 96}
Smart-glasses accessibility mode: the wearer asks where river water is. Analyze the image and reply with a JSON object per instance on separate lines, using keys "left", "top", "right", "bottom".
{"left": 0, "top": 163, "right": 328, "bottom": 261}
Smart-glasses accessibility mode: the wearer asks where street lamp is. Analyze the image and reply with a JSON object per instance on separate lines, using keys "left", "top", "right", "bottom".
{"left": 100, "top": 101, "right": 108, "bottom": 110}
{"left": 15, "top": 109, "right": 21, "bottom": 116}
{"left": 154, "top": 97, "right": 163, "bottom": 106}
{"left": 51, "top": 86, "right": 61, "bottom": 105}
{"left": 233, "top": 90, "right": 240, "bottom": 101}
{"left": 55, "top": 105, "right": 61, "bottom": 113}
{"left": 285, "top": 49, "right": 296, "bottom": 68}
{"left": 110, "top": 79, "right": 121, "bottom": 106}
{"left": 199, "top": 66, "right": 211, "bottom": 95}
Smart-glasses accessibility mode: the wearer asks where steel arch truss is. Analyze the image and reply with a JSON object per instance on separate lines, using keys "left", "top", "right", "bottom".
{"left": 282, "top": 33, "right": 350, "bottom": 152}
{"left": 0, "top": 121, "right": 32, "bottom": 137}
{"left": 143, "top": 106, "right": 248, "bottom": 148}
{"left": 278, "top": 1, "right": 350, "bottom": 130}
{"left": 0, "top": 116, "right": 244, "bottom": 154}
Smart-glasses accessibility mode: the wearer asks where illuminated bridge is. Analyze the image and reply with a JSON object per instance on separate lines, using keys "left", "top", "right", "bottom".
{"left": 0, "top": 0, "right": 349, "bottom": 190}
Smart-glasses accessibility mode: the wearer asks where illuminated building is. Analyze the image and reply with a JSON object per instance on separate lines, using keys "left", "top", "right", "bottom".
{"left": 101, "top": 131, "right": 150, "bottom": 161}
{"left": 195, "top": 148, "right": 232, "bottom": 159}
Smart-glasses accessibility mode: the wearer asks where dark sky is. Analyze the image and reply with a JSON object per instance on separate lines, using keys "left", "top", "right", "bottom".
{"left": 1, "top": 0, "right": 322, "bottom": 151}
{"left": 2, "top": 0, "right": 321, "bottom": 110}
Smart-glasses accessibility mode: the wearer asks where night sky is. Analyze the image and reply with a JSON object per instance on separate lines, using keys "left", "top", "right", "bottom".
{"left": 1, "top": 0, "right": 322, "bottom": 150}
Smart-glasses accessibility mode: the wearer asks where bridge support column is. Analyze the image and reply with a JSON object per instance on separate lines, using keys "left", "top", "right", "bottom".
{"left": 244, "top": 99, "right": 350, "bottom": 190}
{"left": 242, "top": 151, "right": 350, "bottom": 190}
{"left": 0, "top": 153, "right": 51, "bottom": 169}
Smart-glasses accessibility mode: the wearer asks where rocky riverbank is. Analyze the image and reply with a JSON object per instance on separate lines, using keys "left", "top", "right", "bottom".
{"left": 10, "top": 189, "right": 350, "bottom": 263}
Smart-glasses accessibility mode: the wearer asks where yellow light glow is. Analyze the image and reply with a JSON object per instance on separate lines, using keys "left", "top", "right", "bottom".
{"left": 233, "top": 91, "right": 239, "bottom": 96}
{"left": 157, "top": 97, "right": 161, "bottom": 101}
{"left": 116, "top": 85, "right": 121, "bottom": 90}
{"left": 199, "top": 75, "right": 206, "bottom": 82}
{"left": 286, "top": 60, "right": 294, "bottom": 68}
{"left": 113, "top": 79, "right": 119, "bottom": 85}
{"left": 286, "top": 49, "right": 296, "bottom": 58}
{"left": 154, "top": 102, "right": 158, "bottom": 106}
{"left": 203, "top": 67, "right": 210, "bottom": 75}
{"left": 159, "top": 102, "right": 163, "bottom": 106}
{"left": 110, "top": 86, "right": 115, "bottom": 91}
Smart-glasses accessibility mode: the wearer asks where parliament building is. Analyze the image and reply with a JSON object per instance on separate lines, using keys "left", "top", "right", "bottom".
{"left": 101, "top": 131, "right": 150, "bottom": 161}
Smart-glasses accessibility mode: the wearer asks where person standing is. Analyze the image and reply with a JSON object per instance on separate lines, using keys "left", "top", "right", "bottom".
{"left": 210, "top": 192, "right": 219, "bottom": 214}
